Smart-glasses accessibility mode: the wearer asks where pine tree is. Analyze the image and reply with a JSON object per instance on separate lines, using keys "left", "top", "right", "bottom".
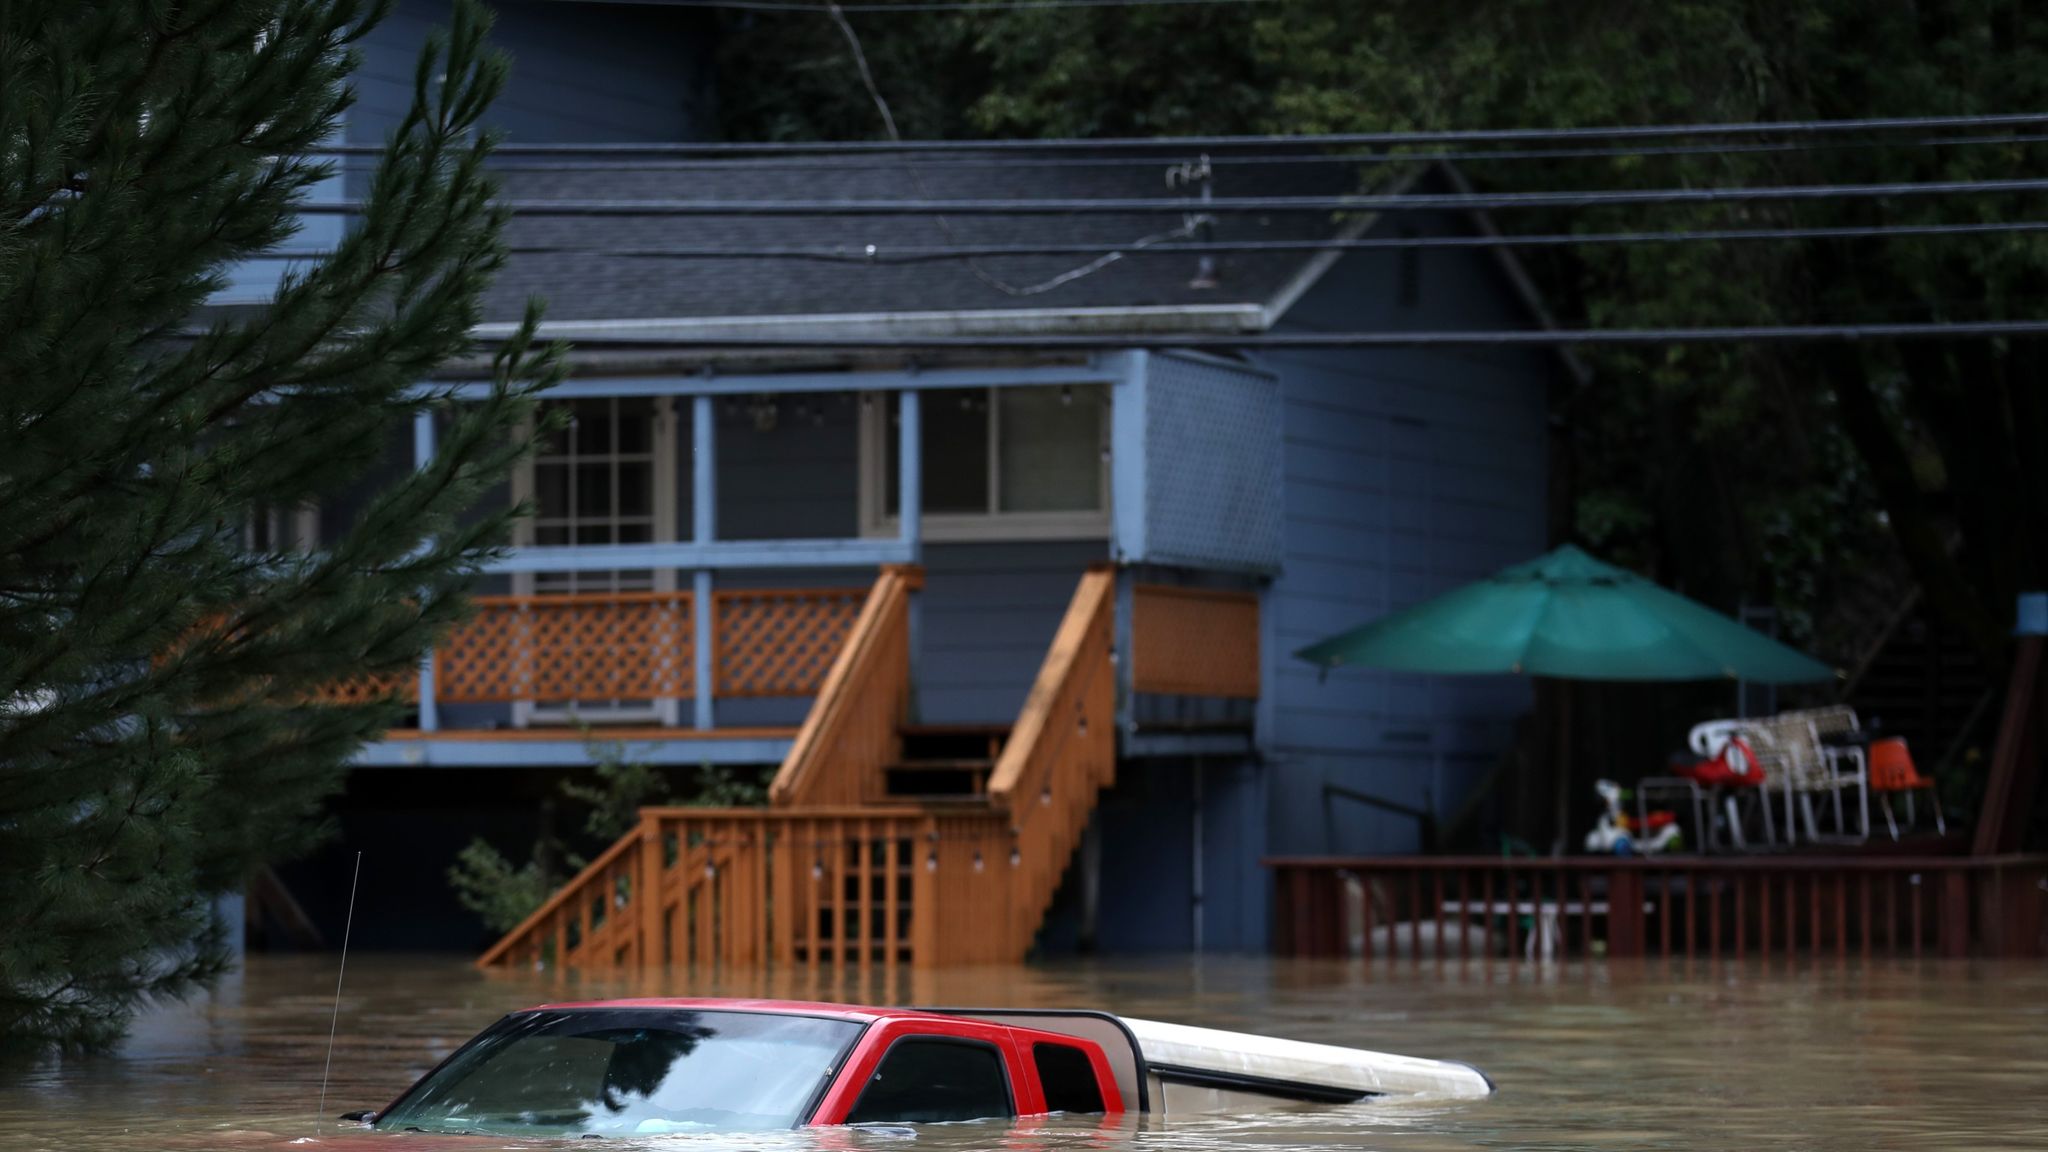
{"left": 0, "top": 0, "right": 560, "bottom": 1055}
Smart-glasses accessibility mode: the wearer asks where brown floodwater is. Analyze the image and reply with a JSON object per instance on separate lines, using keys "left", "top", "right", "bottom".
{"left": 3, "top": 954, "right": 2045, "bottom": 1151}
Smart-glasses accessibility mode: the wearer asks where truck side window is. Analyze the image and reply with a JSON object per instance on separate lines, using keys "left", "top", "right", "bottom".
{"left": 845, "top": 1038, "right": 1014, "bottom": 1124}
{"left": 1032, "top": 1042, "right": 1106, "bottom": 1114}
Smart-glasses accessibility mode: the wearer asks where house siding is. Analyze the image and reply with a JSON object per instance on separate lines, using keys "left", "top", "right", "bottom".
{"left": 1205, "top": 209, "right": 1552, "bottom": 950}
{"left": 350, "top": 0, "right": 715, "bottom": 146}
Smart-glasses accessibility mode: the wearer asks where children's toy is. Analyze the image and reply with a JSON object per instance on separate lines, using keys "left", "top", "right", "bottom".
{"left": 1584, "top": 779, "right": 1683, "bottom": 855}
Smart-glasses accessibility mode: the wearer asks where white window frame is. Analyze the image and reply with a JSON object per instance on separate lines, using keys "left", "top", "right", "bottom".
{"left": 510, "top": 396, "right": 680, "bottom": 727}
{"left": 857, "top": 386, "right": 1112, "bottom": 542}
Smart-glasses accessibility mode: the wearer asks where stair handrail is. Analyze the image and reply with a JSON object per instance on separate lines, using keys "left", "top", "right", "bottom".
{"left": 768, "top": 565, "right": 919, "bottom": 807}
{"left": 475, "top": 820, "right": 643, "bottom": 969}
{"left": 985, "top": 566, "right": 1116, "bottom": 810}
{"left": 985, "top": 567, "right": 1118, "bottom": 957}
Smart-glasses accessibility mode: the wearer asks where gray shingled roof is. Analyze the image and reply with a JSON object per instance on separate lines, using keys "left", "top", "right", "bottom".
{"left": 483, "top": 152, "right": 1367, "bottom": 325}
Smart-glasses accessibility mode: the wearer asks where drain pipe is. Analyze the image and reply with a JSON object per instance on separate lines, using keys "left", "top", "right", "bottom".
{"left": 1191, "top": 758, "right": 1205, "bottom": 952}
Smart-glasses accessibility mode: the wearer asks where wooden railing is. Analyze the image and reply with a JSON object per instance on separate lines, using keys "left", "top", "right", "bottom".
{"left": 985, "top": 566, "right": 1119, "bottom": 959}
{"left": 1130, "top": 583, "right": 1260, "bottom": 698}
{"left": 768, "top": 567, "right": 918, "bottom": 807}
{"left": 325, "top": 586, "right": 865, "bottom": 709}
{"left": 477, "top": 806, "right": 1022, "bottom": 971}
{"left": 1269, "top": 855, "right": 2048, "bottom": 962}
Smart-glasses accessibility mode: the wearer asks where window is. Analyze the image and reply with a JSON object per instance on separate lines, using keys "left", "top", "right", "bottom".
{"left": 522, "top": 397, "right": 672, "bottom": 595}
{"left": 375, "top": 1009, "right": 861, "bottom": 1139}
{"left": 511, "top": 396, "right": 679, "bottom": 725}
{"left": 245, "top": 503, "right": 317, "bottom": 553}
{"left": 860, "top": 386, "right": 1109, "bottom": 541}
{"left": 1032, "top": 1043, "right": 1105, "bottom": 1114}
{"left": 843, "top": 1038, "right": 1014, "bottom": 1125}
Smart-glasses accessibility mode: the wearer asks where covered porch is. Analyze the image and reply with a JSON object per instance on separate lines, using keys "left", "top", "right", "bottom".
{"left": 352, "top": 350, "right": 1278, "bottom": 767}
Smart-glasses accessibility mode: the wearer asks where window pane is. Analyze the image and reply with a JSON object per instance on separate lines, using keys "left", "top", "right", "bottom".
{"left": 845, "top": 1040, "right": 1013, "bottom": 1125}
{"left": 573, "top": 399, "right": 613, "bottom": 456}
{"left": 1033, "top": 1043, "right": 1105, "bottom": 1114}
{"left": 575, "top": 524, "right": 614, "bottom": 546}
{"left": 885, "top": 390, "right": 989, "bottom": 516}
{"left": 617, "top": 462, "right": 653, "bottom": 517}
{"left": 998, "top": 387, "right": 1101, "bottom": 513}
{"left": 575, "top": 463, "right": 612, "bottom": 518}
{"left": 534, "top": 524, "right": 571, "bottom": 547}
{"left": 535, "top": 464, "right": 569, "bottom": 518}
{"left": 539, "top": 408, "right": 571, "bottom": 456}
{"left": 616, "top": 401, "right": 654, "bottom": 454}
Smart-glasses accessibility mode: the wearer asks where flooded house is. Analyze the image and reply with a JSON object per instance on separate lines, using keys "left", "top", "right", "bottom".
{"left": 260, "top": 0, "right": 1570, "bottom": 961}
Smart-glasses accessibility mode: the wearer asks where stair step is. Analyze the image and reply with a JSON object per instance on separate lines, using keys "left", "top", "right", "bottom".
{"left": 900, "top": 724, "right": 1010, "bottom": 762}
{"left": 884, "top": 761, "right": 992, "bottom": 798}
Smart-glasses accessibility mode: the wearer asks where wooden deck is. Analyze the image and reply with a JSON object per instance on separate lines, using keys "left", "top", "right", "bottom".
{"left": 1269, "top": 854, "right": 2048, "bottom": 961}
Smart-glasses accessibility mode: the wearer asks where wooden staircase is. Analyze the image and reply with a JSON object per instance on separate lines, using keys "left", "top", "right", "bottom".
{"left": 477, "top": 564, "right": 1117, "bottom": 972}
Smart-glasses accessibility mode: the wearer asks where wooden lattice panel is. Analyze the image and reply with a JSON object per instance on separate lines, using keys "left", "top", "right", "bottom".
{"left": 1130, "top": 584, "right": 1261, "bottom": 698}
{"left": 316, "top": 669, "right": 418, "bottom": 705}
{"left": 437, "top": 592, "right": 694, "bottom": 704}
{"left": 714, "top": 588, "right": 865, "bottom": 698}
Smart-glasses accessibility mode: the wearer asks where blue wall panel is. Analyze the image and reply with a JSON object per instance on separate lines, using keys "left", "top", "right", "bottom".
{"left": 351, "top": 1, "right": 714, "bottom": 145}
{"left": 1236, "top": 206, "right": 1556, "bottom": 943}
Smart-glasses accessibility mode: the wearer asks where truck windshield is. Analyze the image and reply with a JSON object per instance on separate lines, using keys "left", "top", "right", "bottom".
{"left": 374, "top": 1009, "right": 863, "bottom": 1138}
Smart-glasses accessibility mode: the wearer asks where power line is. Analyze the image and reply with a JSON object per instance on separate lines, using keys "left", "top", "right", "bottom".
{"left": 661, "top": 0, "right": 1288, "bottom": 9}
{"left": 307, "top": 112, "right": 2048, "bottom": 156}
{"left": 481, "top": 320, "right": 2048, "bottom": 350}
{"left": 489, "top": 220, "right": 2048, "bottom": 263}
{"left": 359, "top": 131, "right": 2048, "bottom": 174}
{"left": 292, "top": 176, "right": 2048, "bottom": 217}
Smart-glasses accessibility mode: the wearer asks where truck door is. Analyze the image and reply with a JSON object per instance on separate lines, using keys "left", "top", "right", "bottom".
{"left": 812, "top": 1018, "right": 1026, "bottom": 1126}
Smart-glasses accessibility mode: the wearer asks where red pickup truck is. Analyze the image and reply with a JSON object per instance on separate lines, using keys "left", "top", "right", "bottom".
{"left": 326, "top": 995, "right": 1490, "bottom": 1143}
{"left": 351, "top": 998, "right": 1137, "bottom": 1140}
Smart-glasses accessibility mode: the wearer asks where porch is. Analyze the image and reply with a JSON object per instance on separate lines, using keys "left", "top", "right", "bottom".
{"left": 1267, "top": 854, "right": 2048, "bottom": 961}
{"left": 353, "top": 350, "right": 1280, "bottom": 767}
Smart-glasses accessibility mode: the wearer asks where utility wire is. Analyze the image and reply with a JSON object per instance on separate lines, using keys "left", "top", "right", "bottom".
{"left": 352, "top": 131, "right": 2048, "bottom": 173}
{"left": 487, "top": 220, "right": 2048, "bottom": 263}
{"left": 291, "top": 176, "right": 2048, "bottom": 216}
{"left": 479, "top": 320, "right": 2048, "bottom": 350}
{"left": 664, "top": 0, "right": 1288, "bottom": 9}
{"left": 819, "top": 0, "right": 1205, "bottom": 296}
{"left": 306, "top": 112, "right": 2048, "bottom": 156}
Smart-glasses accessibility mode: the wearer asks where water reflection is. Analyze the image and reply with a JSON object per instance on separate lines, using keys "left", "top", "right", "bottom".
{"left": 3, "top": 954, "right": 2045, "bottom": 1151}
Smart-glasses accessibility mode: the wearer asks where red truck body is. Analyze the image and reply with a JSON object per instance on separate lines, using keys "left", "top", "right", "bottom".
{"left": 515, "top": 998, "right": 1127, "bottom": 1124}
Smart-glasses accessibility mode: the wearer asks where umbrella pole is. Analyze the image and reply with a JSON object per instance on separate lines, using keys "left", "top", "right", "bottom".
{"left": 1551, "top": 680, "right": 1572, "bottom": 857}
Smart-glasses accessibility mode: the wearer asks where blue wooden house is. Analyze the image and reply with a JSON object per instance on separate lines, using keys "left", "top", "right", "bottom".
{"left": 266, "top": 1, "right": 1568, "bottom": 962}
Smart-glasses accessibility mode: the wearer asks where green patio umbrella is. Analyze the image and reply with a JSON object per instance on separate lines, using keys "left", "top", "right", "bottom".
{"left": 1294, "top": 544, "right": 1835, "bottom": 683}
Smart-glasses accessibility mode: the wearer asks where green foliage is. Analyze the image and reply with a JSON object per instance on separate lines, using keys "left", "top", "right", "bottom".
{"left": 0, "top": 0, "right": 560, "bottom": 1056}
{"left": 717, "top": 0, "right": 2048, "bottom": 663}
{"left": 448, "top": 736, "right": 767, "bottom": 936}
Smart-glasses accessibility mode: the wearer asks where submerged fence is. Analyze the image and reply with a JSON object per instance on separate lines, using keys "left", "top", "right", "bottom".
{"left": 1268, "top": 855, "right": 2048, "bottom": 962}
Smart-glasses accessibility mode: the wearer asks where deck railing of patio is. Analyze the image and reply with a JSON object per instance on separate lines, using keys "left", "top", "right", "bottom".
{"left": 322, "top": 586, "right": 866, "bottom": 711}
{"left": 1269, "top": 855, "right": 2048, "bottom": 962}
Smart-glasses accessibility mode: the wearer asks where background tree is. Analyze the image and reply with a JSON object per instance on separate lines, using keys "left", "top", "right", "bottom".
{"left": 0, "top": 0, "right": 558, "bottom": 1055}
{"left": 718, "top": 0, "right": 2048, "bottom": 667}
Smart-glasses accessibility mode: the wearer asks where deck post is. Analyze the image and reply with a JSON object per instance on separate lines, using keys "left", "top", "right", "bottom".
{"left": 413, "top": 409, "right": 439, "bottom": 732}
{"left": 693, "top": 395, "right": 716, "bottom": 730}
{"left": 898, "top": 388, "right": 923, "bottom": 722}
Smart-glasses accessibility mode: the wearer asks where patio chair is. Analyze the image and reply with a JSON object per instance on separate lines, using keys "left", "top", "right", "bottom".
{"left": 1866, "top": 736, "right": 1946, "bottom": 840}
{"left": 1755, "top": 706, "right": 1871, "bottom": 844}
{"left": 1653, "top": 720, "right": 1778, "bottom": 851}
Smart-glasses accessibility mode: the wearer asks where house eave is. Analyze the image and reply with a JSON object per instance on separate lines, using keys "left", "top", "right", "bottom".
{"left": 478, "top": 302, "right": 1269, "bottom": 347}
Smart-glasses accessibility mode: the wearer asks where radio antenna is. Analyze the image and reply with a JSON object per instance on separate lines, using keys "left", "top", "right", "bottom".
{"left": 316, "top": 851, "right": 363, "bottom": 1136}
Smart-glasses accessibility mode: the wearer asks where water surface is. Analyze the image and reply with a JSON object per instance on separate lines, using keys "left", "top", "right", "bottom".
{"left": 5, "top": 955, "right": 2045, "bottom": 1151}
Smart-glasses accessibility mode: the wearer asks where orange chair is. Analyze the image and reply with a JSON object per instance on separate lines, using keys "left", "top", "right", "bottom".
{"left": 1866, "top": 737, "right": 1946, "bottom": 840}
